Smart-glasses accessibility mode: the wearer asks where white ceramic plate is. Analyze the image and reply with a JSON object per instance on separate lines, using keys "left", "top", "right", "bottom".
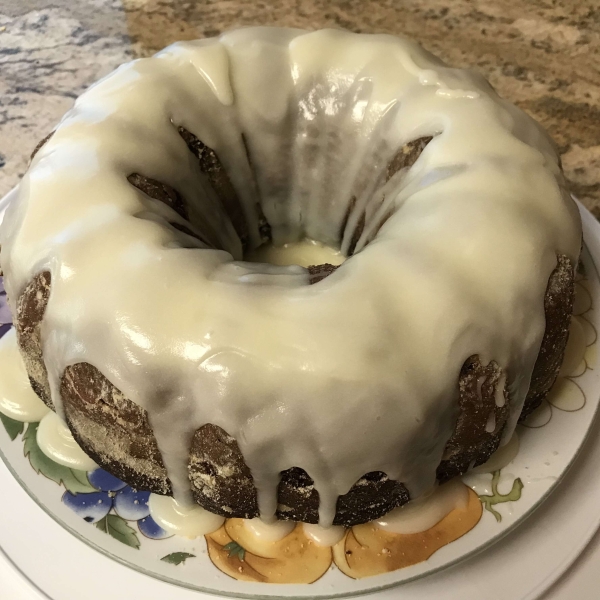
{"left": 0, "top": 188, "right": 599, "bottom": 599}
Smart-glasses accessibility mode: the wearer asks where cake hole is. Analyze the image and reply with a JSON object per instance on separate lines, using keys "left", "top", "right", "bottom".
{"left": 132, "top": 127, "right": 434, "bottom": 270}
{"left": 245, "top": 239, "right": 345, "bottom": 268}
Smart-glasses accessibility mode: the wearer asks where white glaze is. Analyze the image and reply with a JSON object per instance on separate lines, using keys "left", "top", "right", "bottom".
{"left": 374, "top": 479, "right": 469, "bottom": 534}
{"left": 243, "top": 517, "right": 295, "bottom": 542}
{"left": 0, "top": 329, "right": 50, "bottom": 423}
{"left": 245, "top": 239, "right": 345, "bottom": 268}
{"left": 148, "top": 494, "right": 224, "bottom": 538}
{"left": 0, "top": 28, "right": 582, "bottom": 526}
{"left": 302, "top": 523, "right": 346, "bottom": 547}
{"left": 495, "top": 374, "right": 507, "bottom": 408}
{"left": 36, "top": 411, "right": 98, "bottom": 471}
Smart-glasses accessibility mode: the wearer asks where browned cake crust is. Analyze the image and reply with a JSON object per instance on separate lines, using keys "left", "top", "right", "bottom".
{"left": 519, "top": 254, "right": 576, "bottom": 421}
{"left": 436, "top": 357, "right": 509, "bottom": 483}
{"left": 30, "top": 131, "right": 54, "bottom": 161}
{"left": 178, "top": 126, "right": 250, "bottom": 250}
{"left": 15, "top": 271, "right": 53, "bottom": 408}
{"left": 189, "top": 424, "right": 410, "bottom": 526}
{"left": 8, "top": 131, "right": 578, "bottom": 526}
{"left": 61, "top": 362, "right": 172, "bottom": 495}
{"left": 308, "top": 263, "right": 339, "bottom": 284}
{"left": 127, "top": 173, "right": 188, "bottom": 220}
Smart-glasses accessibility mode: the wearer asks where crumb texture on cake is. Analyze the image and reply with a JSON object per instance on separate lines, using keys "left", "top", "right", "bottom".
{"left": 0, "top": 28, "right": 582, "bottom": 526}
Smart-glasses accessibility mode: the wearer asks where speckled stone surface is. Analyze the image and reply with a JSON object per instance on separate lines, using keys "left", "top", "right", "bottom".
{"left": 0, "top": 0, "right": 598, "bottom": 214}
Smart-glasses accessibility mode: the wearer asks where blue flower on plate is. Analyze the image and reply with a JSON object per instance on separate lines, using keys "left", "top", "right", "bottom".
{"left": 62, "top": 468, "right": 172, "bottom": 539}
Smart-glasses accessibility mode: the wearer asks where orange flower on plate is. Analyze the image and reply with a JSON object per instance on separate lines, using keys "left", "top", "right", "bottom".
{"left": 206, "top": 484, "right": 482, "bottom": 582}
{"left": 206, "top": 518, "right": 332, "bottom": 583}
{"left": 332, "top": 486, "right": 482, "bottom": 579}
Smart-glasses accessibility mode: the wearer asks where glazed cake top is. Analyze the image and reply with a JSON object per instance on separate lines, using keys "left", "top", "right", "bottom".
{"left": 0, "top": 28, "right": 581, "bottom": 526}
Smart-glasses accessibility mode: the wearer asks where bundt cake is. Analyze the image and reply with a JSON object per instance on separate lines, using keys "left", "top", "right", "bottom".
{"left": 0, "top": 28, "right": 581, "bottom": 528}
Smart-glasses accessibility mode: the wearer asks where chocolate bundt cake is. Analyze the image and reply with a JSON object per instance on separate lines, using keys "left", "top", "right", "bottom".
{"left": 0, "top": 28, "right": 581, "bottom": 527}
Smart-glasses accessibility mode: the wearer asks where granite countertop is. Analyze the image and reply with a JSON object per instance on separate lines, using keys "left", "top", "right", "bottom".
{"left": 0, "top": 0, "right": 598, "bottom": 213}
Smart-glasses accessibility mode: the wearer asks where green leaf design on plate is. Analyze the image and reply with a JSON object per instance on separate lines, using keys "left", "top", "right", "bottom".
{"left": 479, "top": 470, "right": 524, "bottom": 522}
{"left": 161, "top": 552, "right": 196, "bottom": 565}
{"left": 23, "top": 422, "right": 96, "bottom": 493}
{"left": 0, "top": 412, "right": 24, "bottom": 441}
{"left": 95, "top": 514, "right": 140, "bottom": 549}
{"left": 71, "top": 468, "right": 94, "bottom": 490}
{"left": 223, "top": 541, "right": 246, "bottom": 562}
